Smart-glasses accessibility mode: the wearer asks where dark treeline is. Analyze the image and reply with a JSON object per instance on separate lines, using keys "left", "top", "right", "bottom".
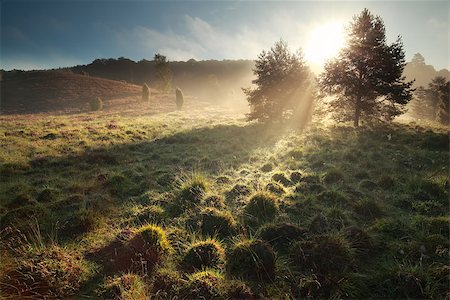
{"left": 71, "top": 58, "right": 255, "bottom": 102}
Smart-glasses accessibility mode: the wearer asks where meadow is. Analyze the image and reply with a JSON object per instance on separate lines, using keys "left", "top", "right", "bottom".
{"left": 0, "top": 99, "right": 448, "bottom": 299}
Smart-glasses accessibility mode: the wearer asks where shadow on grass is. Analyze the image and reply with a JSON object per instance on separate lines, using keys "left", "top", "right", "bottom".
{"left": 0, "top": 121, "right": 296, "bottom": 231}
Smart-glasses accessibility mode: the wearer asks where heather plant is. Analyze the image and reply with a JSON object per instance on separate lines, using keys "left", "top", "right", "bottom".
{"left": 89, "top": 97, "right": 103, "bottom": 111}
{"left": 176, "top": 87, "right": 184, "bottom": 110}
{"left": 142, "top": 83, "right": 150, "bottom": 102}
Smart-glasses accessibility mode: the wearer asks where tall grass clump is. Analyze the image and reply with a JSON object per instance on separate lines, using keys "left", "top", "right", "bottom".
{"left": 182, "top": 269, "right": 225, "bottom": 299}
{"left": 142, "top": 83, "right": 150, "bottom": 102}
{"left": 176, "top": 172, "right": 209, "bottom": 209}
{"left": 226, "top": 239, "right": 276, "bottom": 281}
{"left": 181, "top": 239, "right": 225, "bottom": 272}
{"left": 198, "top": 207, "right": 236, "bottom": 237}
{"left": 98, "top": 273, "right": 148, "bottom": 299}
{"left": 244, "top": 191, "right": 279, "bottom": 227}
{"left": 89, "top": 97, "right": 103, "bottom": 111}
{"left": 128, "top": 224, "right": 172, "bottom": 269}
{"left": 2, "top": 243, "right": 93, "bottom": 298}
{"left": 290, "top": 234, "right": 352, "bottom": 275}
{"left": 176, "top": 87, "right": 184, "bottom": 110}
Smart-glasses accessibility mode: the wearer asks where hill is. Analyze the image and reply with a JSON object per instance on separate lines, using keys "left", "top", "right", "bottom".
{"left": 0, "top": 71, "right": 142, "bottom": 114}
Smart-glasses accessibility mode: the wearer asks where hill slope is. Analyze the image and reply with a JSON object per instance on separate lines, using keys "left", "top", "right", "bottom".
{"left": 0, "top": 71, "right": 141, "bottom": 113}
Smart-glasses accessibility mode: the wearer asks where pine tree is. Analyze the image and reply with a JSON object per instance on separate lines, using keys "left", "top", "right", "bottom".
{"left": 319, "top": 9, "right": 414, "bottom": 127}
{"left": 243, "top": 40, "right": 311, "bottom": 122}
{"left": 154, "top": 53, "right": 172, "bottom": 92}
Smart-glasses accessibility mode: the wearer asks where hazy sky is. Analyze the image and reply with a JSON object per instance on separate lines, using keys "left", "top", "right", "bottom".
{"left": 1, "top": 1, "right": 448, "bottom": 72}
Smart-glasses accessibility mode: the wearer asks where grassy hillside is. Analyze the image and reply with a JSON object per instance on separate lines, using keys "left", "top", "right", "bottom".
{"left": 0, "top": 102, "right": 448, "bottom": 299}
{"left": 0, "top": 71, "right": 142, "bottom": 114}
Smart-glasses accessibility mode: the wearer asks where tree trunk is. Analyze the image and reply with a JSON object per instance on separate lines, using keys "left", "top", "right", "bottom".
{"left": 354, "top": 95, "right": 361, "bottom": 127}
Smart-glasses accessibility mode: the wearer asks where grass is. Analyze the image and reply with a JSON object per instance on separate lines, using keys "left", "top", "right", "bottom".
{"left": 0, "top": 104, "right": 448, "bottom": 299}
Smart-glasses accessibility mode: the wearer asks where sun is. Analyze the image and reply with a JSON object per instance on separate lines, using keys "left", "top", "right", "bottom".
{"left": 304, "top": 22, "right": 345, "bottom": 67}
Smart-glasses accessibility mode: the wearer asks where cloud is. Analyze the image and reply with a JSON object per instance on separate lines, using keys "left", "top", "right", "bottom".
{"left": 115, "top": 14, "right": 309, "bottom": 61}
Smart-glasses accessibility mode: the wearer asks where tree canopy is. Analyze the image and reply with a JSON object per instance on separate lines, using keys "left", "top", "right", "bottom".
{"left": 154, "top": 53, "right": 172, "bottom": 92}
{"left": 412, "top": 76, "right": 450, "bottom": 124}
{"left": 243, "top": 40, "right": 312, "bottom": 122}
{"left": 319, "top": 8, "right": 414, "bottom": 127}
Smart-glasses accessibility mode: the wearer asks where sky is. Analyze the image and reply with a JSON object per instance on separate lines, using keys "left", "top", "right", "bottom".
{"left": 1, "top": 0, "right": 449, "bottom": 72}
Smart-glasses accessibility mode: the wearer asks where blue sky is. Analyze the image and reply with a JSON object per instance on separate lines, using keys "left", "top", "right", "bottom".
{"left": 1, "top": 1, "right": 448, "bottom": 72}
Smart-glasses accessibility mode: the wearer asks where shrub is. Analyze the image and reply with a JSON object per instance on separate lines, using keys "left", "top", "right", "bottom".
{"left": 142, "top": 83, "right": 150, "bottom": 102}
{"left": 290, "top": 234, "right": 352, "bottom": 275}
{"left": 244, "top": 191, "right": 279, "bottom": 226}
{"left": 258, "top": 223, "right": 307, "bottom": 252}
{"left": 225, "top": 280, "right": 257, "bottom": 299}
{"left": 128, "top": 224, "right": 172, "bottom": 268}
{"left": 182, "top": 239, "right": 225, "bottom": 272}
{"left": 3, "top": 244, "right": 92, "bottom": 298}
{"left": 204, "top": 194, "right": 225, "bottom": 208}
{"left": 413, "top": 216, "right": 449, "bottom": 238}
{"left": 317, "top": 190, "right": 348, "bottom": 206}
{"left": 150, "top": 268, "right": 184, "bottom": 299}
{"left": 105, "top": 174, "right": 133, "bottom": 197}
{"left": 128, "top": 205, "right": 165, "bottom": 225}
{"left": 323, "top": 168, "right": 344, "bottom": 184}
{"left": 377, "top": 174, "right": 395, "bottom": 189}
{"left": 344, "top": 226, "right": 375, "bottom": 255}
{"left": 199, "top": 207, "right": 236, "bottom": 237}
{"left": 99, "top": 273, "right": 148, "bottom": 300}
{"left": 60, "top": 207, "right": 100, "bottom": 238}
{"left": 177, "top": 173, "right": 209, "bottom": 208}
{"left": 89, "top": 97, "right": 103, "bottom": 111}
{"left": 7, "top": 193, "right": 34, "bottom": 209}
{"left": 226, "top": 239, "right": 276, "bottom": 281}
{"left": 290, "top": 171, "right": 303, "bottom": 183}
{"left": 378, "top": 263, "right": 427, "bottom": 299}
{"left": 266, "top": 182, "right": 285, "bottom": 195}
{"left": 325, "top": 207, "right": 351, "bottom": 231}
{"left": 175, "top": 87, "right": 184, "bottom": 110}
{"left": 260, "top": 163, "right": 273, "bottom": 172}
{"left": 182, "top": 270, "right": 224, "bottom": 299}
{"left": 353, "top": 199, "right": 383, "bottom": 220}
{"left": 272, "top": 172, "right": 293, "bottom": 187}
{"left": 371, "top": 218, "right": 411, "bottom": 239}
{"left": 36, "top": 187, "right": 58, "bottom": 202}
{"left": 406, "top": 177, "right": 446, "bottom": 201}
{"left": 225, "top": 184, "right": 251, "bottom": 200}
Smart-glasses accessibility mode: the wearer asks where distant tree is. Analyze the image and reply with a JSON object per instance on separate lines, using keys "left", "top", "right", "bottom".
{"left": 319, "top": 8, "right": 414, "bottom": 127}
{"left": 411, "top": 76, "right": 449, "bottom": 123}
{"left": 176, "top": 87, "right": 184, "bottom": 110}
{"left": 142, "top": 83, "right": 150, "bottom": 102}
{"left": 243, "top": 39, "right": 311, "bottom": 122}
{"left": 154, "top": 53, "right": 172, "bottom": 92}
{"left": 437, "top": 81, "right": 449, "bottom": 124}
{"left": 411, "top": 53, "right": 425, "bottom": 66}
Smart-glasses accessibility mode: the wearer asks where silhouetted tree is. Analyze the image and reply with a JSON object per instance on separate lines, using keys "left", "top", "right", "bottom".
{"left": 243, "top": 39, "right": 311, "bottom": 122}
{"left": 154, "top": 53, "right": 172, "bottom": 92}
{"left": 411, "top": 76, "right": 449, "bottom": 123}
{"left": 319, "top": 8, "right": 414, "bottom": 127}
{"left": 437, "top": 81, "right": 449, "bottom": 124}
